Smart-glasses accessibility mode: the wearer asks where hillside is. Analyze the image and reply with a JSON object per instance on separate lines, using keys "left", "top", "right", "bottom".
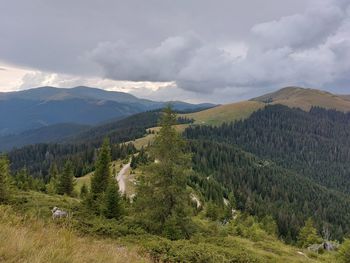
{"left": 0, "top": 195, "right": 150, "bottom": 263}
{"left": 1, "top": 189, "right": 335, "bottom": 263}
{"left": 185, "top": 105, "right": 350, "bottom": 240}
{"left": 0, "top": 86, "right": 213, "bottom": 135}
{"left": 182, "top": 101, "right": 265, "bottom": 125}
{"left": 0, "top": 123, "right": 90, "bottom": 151}
{"left": 182, "top": 87, "right": 350, "bottom": 126}
{"left": 252, "top": 87, "right": 350, "bottom": 112}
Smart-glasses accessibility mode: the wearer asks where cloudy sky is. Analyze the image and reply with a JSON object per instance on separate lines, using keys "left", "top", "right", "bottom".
{"left": 0, "top": 0, "right": 349, "bottom": 103}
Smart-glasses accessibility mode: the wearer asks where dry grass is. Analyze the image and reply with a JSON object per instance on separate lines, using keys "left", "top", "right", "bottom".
{"left": 0, "top": 205, "right": 150, "bottom": 263}
{"left": 253, "top": 87, "right": 350, "bottom": 112}
{"left": 182, "top": 101, "right": 265, "bottom": 126}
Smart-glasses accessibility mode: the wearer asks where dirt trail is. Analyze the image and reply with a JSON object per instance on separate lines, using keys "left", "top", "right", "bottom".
{"left": 116, "top": 162, "right": 130, "bottom": 194}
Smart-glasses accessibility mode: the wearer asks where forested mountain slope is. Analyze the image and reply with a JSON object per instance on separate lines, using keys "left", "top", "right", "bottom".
{"left": 6, "top": 111, "right": 191, "bottom": 177}
{"left": 184, "top": 105, "right": 350, "bottom": 241}
{"left": 0, "top": 123, "right": 90, "bottom": 151}
{"left": 188, "top": 140, "right": 350, "bottom": 241}
{"left": 185, "top": 105, "right": 350, "bottom": 195}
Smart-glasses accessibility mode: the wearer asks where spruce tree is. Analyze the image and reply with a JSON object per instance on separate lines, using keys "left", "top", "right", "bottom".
{"left": 47, "top": 163, "right": 59, "bottom": 194}
{"left": 91, "top": 138, "right": 111, "bottom": 195}
{"left": 0, "top": 155, "right": 10, "bottom": 203}
{"left": 103, "top": 180, "right": 122, "bottom": 219}
{"left": 57, "top": 161, "right": 75, "bottom": 196}
{"left": 297, "top": 218, "right": 322, "bottom": 248}
{"left": 135, "top": 106, "right": 192, "bottom": 239}
{"left": 13, "top": 168, "right": 30, "bottom": 191}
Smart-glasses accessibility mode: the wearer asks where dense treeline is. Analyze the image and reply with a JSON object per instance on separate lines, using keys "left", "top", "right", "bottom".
{"left": 69, "top": 111, "right": 162, "bottom": 146}
{"left": 7, "top": 111, "right": 192, "bottom": 179}
{"left": 8, "top": 143, "right": 135, "bottom": 180}
{"left": 188, "top": 140, "right": 350, "bottom": 241}
{"left": 185, "top": 105, "right": 350, "bottom": 195}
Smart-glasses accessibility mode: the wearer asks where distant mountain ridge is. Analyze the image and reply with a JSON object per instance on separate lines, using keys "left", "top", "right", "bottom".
{"left": 0, "top": 123, "right": 91, "bottom": 151}
{"left": 183, "top": 86, "right": 350, "bottom": 126}
{"left": 251, "top": 86, "right": 350, "bottom": 111}
{"left": 0, "top": 86, "right": 214, "bottom": 135}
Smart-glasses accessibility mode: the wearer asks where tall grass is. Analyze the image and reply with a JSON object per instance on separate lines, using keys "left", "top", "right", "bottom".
{"left": 0, "top": 206, "right": 150, "bottom": 263}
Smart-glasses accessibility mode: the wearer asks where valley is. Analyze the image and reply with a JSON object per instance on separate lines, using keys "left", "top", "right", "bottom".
{"left": 2, "top": 2, "right": 350, "bottom": 262}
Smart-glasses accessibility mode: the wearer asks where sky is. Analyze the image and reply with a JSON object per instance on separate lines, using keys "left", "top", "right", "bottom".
{"left": 0, "top": 0, "right": 349, "bottom": 103}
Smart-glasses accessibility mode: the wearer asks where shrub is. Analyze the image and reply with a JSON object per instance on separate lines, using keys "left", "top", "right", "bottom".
{"left": 338, "top": 239, "right": 350, "bottom": 263}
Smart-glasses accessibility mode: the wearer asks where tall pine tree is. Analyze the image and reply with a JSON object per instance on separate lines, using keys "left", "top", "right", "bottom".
{"left": 47, "top": 163, "right": 59, "bottom": 194}
{"left": 135, "top": 106, "right": 192, "bottom": 239}
{"left": 91, "top": 139, "right": 111, "bottom": 195}
{"left": 57, "top": 161, "right": 75, "bottom": 196}
{"left": 297, "top": 218, "right": 322, "bottom": 248}
{"left": 103, "top": 180, "right": 122, "bottom": 219}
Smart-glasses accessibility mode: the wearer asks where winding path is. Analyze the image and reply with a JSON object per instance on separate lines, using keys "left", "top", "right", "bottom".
{"left": 116, "top": 162, "right": 130, "bottom": 194}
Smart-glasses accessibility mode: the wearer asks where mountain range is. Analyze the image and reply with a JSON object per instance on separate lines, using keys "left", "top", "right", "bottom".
{"left": 1, "top": 85, "right": 350, "bottom": 152}
{"left": 0, "top": 86, "right": 214, "bottom": 136}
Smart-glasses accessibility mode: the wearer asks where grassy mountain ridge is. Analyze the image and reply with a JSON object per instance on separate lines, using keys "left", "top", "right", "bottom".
{"left": 183, "top": 87, "right": 350, "bottom": 126}
{"left": 252, "top": 86, "right": 350, "bottom": 112}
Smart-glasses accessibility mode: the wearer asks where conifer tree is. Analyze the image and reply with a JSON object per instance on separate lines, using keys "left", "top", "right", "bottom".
{"left": 91, "top": 138, "right": 111, "bottom": 195}
{"left": 13, "top": 168, "right": 30, "bottom": 191}
{"left": 103, "top": 180, "right": 122, "bottom": 219}
{"left": 135, "top": 106, "right": 192, "bottom": 239}
{"left": 57, "top": 160, "right": 75, "bottom": 196}
{"left": 0, "top": 155, "right": 10, "bottom": 203}
{"left": 297, "top": 218, "right": 322, "bottom": 248}
{"left": 47, "top": 163, "right": 59, "bottom": 194}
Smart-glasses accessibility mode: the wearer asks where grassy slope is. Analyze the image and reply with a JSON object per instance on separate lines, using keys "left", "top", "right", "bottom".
{"left": 181, "top": 101, "right": 265, "bottom": 126}
{"left": 253, "top": 87, "right": 350, "bottom": 112}
{"left": 0, "top": 204, "right": 149, "bottom": 263}
{"left": 3, "top": 187, "right": 338, "bottom": 263}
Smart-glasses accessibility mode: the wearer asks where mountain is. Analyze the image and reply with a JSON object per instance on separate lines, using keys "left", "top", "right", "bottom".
{"left": 185, "top": 105, "right": 350, "bottom": 240}
{"left": 0, "top": 86, "right": 214, "bottom": 135}
{"left": 182, "top": 86, "right": 350, "bottom": 126}
{"left": 252, "top": 86, "right": 350, "bottom": 111}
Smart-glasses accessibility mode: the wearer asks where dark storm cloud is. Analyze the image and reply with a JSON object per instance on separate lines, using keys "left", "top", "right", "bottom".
{"left": 1, "top": 0, "right": 349, "bottom": 100}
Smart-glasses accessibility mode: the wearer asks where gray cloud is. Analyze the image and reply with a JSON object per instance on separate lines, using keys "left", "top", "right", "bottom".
{"left": 86, "top": 0, "right": 350, "bottom": 95}
{"left": 1, "top": 0, "right": 350, "bottom": 102}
